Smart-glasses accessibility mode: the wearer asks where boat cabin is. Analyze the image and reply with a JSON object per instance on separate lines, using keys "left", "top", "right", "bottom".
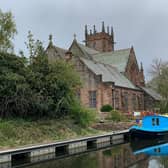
{"left": 142, "top": 115, "right": 168, "bottom": 129}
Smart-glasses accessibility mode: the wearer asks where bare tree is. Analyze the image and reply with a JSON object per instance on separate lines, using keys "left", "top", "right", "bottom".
{"left": 149, "top": 58, "right": 168, "bottom": 77}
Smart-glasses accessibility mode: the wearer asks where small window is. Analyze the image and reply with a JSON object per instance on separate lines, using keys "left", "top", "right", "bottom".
{"left": 156, "top": 118, "right": 159, "bottom": 126}
{"left": 158, "top": 148, "right": 160, "bottom": 153}
{"left": 152, "top": 118, "right": 155, "bottom": 126}
{"left": 154, "top": 148, "right": 160, "bottom": 153}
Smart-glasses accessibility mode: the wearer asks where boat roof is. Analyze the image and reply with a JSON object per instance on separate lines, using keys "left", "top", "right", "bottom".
{"left": 143, "top": 115, "right": 168, "bottom": 119}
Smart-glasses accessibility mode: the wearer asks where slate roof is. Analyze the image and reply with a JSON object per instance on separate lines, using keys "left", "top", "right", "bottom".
{"left": 80, "top": 57, "right": 138, "bottom": 90}
{"left": 76, "top": 43, "right": 131, "bottom": 73}
{"left": 78, "top": 43, "right": 100, "bottom": 55}
{"left": 46, "top": 44, "right": 67, "bottom": 59}
{"left": 92, "top": 48, "right": 131, "bottom": 72}
{"left": 141, "top": 87, "right": 162, "bottom": 101}
{"left": 55, "top": 46, "right": 67, "bottom": 57}
{"left": 46, "top": 40, "right": 138, "bottom": 90}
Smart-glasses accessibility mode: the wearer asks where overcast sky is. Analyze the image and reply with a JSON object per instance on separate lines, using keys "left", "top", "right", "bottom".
{"left": 1, "top": 0, "right": 168, "bottom": 80}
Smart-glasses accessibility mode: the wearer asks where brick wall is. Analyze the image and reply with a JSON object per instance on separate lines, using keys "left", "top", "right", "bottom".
{"left": 74, "top": 57, "right": 113, "bottom": 111}
{"left": 73, "top": 57, "right": 144, "bottom": 113}
{"left": 113, "top": 87, "right": 144, "bottom": 114}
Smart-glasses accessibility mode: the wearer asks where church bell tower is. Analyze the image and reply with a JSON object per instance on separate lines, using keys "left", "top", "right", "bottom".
{"left": 85, "top": 22, "right": 115, "bottom": 52}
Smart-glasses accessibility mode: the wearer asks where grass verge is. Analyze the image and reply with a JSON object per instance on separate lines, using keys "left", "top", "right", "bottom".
{"left": 0, "top": 118, "right": 103, "bottom": 149}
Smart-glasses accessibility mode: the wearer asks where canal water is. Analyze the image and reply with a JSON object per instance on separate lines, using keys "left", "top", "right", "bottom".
{"left": 11, "top": 138, "right": 168, "bottom": 168}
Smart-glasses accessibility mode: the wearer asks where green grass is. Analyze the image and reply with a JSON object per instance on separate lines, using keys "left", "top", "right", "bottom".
{"left": 0, "top": 118, "right": 102, "bottom": 149}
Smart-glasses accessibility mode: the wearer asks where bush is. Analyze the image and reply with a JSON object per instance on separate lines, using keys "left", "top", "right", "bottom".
{"left": 0, "top": 52, "right": 81, "bottom": 119}
{"left": 100, "top": 104, "right": 113, "bottom": 112}
{"left": 70, "top": 102, "right": 96, "bottom": 127}
{"left": 159, "top": 100, "right": 168, "bottom": 114}
{"left": 110, "top": 110, "right": 126, "bottom": 122}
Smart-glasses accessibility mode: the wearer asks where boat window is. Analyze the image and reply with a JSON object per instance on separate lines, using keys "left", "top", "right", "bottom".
{"left": 156, "top": 118, "right": 159, "bottom": 126}
{"left": 152, "top": 118, "right": 155, "bottom": 126}
{"left": 158, "top": 148, "right": 160, "bottom": 153}
{"left": 154, "top": 148, "right": 161, "bottom": 153}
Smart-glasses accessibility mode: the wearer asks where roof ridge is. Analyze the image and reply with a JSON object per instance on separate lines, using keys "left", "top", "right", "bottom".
{"left": 53, "top": 45, "right": 67, "bottom": 52}
{"left": 94, "top": 48, "right": 131, "bottom": 56}
{"left": 114, "top": 48, "right": 131, "bottom": 52}
{"left": 78, "top": 43, "right": 100, "bottom": 53}
{"left": 46, "top": 43, "right": 67, "bottom": 52}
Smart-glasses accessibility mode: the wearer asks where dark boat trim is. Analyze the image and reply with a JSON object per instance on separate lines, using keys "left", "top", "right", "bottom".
{"left": 130, "top": 129, "right": 168, "bottom": 139}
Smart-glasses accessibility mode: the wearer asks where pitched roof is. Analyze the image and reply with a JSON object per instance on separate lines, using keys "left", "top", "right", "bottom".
{"left": 141, "top": 87, "right": 162, "bottom": 101}
{"left": 92, "top": 48, "right": 131, "bottom": 72}
{"left": 55, "top": 46, "right": 67, "bottom": 57}
{"left": 80, "top": 57, "right": 138, "bottom": 90}
{"left": 46, "top": 44, "right": 67, "bottom": 59}
{"left": 105, "top": 64, "right": 138, "bottom": 89}
{"left": 78, "top": 43, "right": 100, "bottom": 55}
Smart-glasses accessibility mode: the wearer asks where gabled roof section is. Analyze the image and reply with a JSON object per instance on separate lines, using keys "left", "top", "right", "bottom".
{"left": 92, "top": 48, "right": 131, "bottom": 72}
{"left": 78, "top": 43, "right": 100, "bottom": 55}
{"left": 69, "top": 40, "right": 98, "bottom": 60}
{"left": 80, "top": 57, "right": 138, "bottom": 90}
{"left": 141, "top": 87, "right": 162, "bottom": 101}
{"left": 55, "top": 46, "right": 67, "bottom": 57}
{"left": 105, "top": 64, "right": 138, "bottom": 90}
{"left": 70, "top": 42, "right": 138, "bottom": 89}
{"left": 46, "top": 44, "right": 67, "bottom": 59}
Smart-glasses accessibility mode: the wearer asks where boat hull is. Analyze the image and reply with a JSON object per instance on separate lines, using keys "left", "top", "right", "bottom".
{"left": 130, "top": 128, "right": 168, "bottom": 139}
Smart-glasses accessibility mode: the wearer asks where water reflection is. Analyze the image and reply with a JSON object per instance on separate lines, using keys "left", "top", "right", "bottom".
{"left": 27, "top": 143, "right": 149, "bottom": 168}
{"left": 131, "top": 138, "right": 168, "bottom": 156}
{"left": 131, "top": 138, "right": 168, "bottom": 168}
{"left": 5, "top": 139, "right": 168, "bottom": 168}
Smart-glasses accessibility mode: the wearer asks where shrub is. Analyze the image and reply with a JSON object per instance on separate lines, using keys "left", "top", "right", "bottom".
{"left": 70, "top": 102, "right": 96, "bottom": 127}
{"left": 0, "top": 52, "right": 81, "bottom": 119}
{"left": 110, "top": 110, "right": 126, "bottom": 122}
{"left": 100, "top": 104, "right": 113, "bottom": 112}
{"left": 159, "top": 100, "right": 168, "bottom": 114}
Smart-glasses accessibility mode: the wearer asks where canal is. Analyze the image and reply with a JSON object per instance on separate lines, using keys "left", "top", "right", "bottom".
{"left": 9, "top": 138, "right": 168, "bottom": 168}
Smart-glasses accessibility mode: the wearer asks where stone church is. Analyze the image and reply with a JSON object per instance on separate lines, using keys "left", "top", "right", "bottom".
{"left": 46, "top": 22, "right": 162, "bottom": 115}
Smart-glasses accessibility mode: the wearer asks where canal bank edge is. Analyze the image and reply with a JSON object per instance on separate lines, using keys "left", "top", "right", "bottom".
{"left": 0, "top": 129, "right": 129, "bottom": 163}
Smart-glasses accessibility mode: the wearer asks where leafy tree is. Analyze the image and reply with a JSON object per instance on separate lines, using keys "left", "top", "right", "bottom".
{"left": 0, "top": 52, "right": 34, "bottom": 118}
{"left": 0, "top": 28, "right": 81, "bottom": 119}
{"left": 25, "top": 33, "right": 81, "bottom": 118}
{"left": 0, "top": 9, "right": 17, "bottom": 53}
{"left": 45, "top": 60, "right": 81, "bottom": 117}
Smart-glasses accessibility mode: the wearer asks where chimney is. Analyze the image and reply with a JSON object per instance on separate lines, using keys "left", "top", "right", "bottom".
{"left": 65, "top": 51, "right": 72, "bottom": 61}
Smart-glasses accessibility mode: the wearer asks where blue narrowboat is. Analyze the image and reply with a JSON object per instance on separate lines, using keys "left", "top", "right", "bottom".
{"left": 129, "top": 115, "right": 168, "bottom": 138}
